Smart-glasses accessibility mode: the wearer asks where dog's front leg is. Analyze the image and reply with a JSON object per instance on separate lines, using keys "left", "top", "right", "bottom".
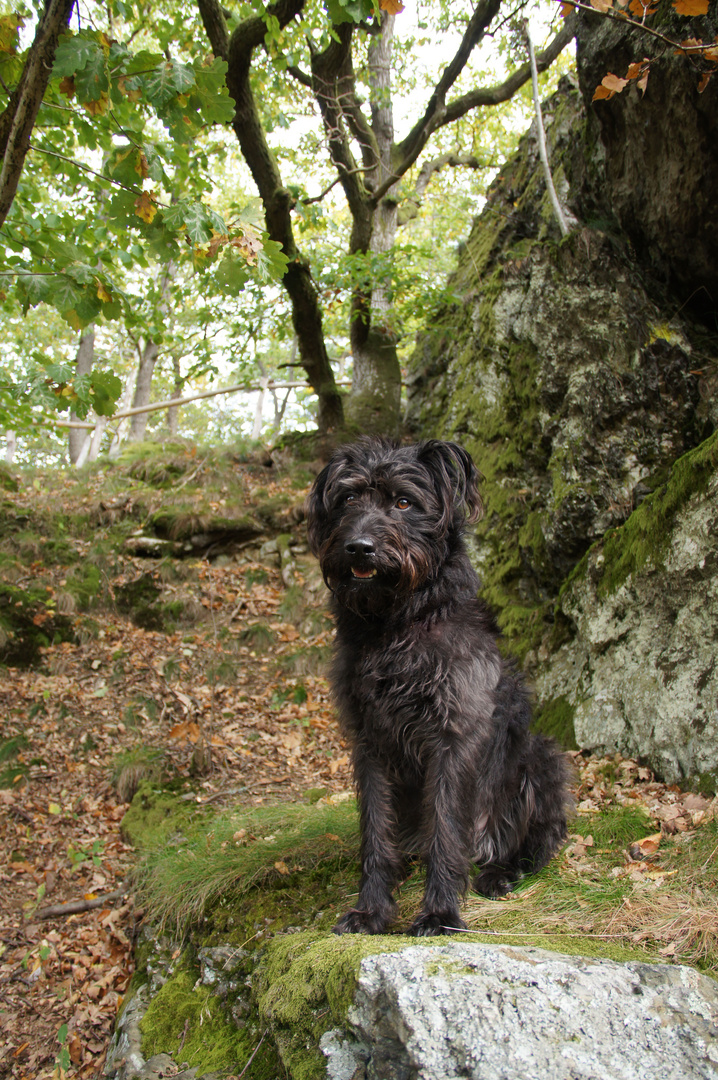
{"left": 409, "top": 742, "right": 473, "bottom": 937}
{"left": 334, "top": 749, "right": 402, "bottom": 935}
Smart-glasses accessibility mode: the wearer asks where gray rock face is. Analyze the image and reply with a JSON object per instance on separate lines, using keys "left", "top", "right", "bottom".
{"left": 536, "top": 464, "right": 718, "bottom": 784}
{"left": 321, "top": 943, "right": 718, "bottom": 1080}
{"left": 405, "top": 75, "right": 716, "bottom": 667}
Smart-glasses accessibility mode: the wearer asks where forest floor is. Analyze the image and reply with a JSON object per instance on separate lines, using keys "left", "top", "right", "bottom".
{"left": 1, "top": 447, "right": 716, "bottom": 1080}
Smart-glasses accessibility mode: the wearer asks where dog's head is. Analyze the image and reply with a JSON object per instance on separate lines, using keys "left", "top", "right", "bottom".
{"left": 306, "top": 438, "right": 482, "bottom": 615}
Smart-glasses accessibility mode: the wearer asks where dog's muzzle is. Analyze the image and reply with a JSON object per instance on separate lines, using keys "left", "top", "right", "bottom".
{"left": 344, "top": 536, "right": 378, "bottom": 579}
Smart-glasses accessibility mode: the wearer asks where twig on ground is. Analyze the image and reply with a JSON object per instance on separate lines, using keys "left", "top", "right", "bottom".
{"left": 34, "top": 879, "right": 131, "bottom": 920}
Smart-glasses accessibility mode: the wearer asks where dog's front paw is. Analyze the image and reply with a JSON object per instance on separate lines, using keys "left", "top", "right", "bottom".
{"left": 333, "top": 908, "right": 391, "bottom": 935}
{"left": 473, "top": 866, "right": 516, "bottom": 898}
{"left": 408, "top": 911, "right": 467, "bottom": 937}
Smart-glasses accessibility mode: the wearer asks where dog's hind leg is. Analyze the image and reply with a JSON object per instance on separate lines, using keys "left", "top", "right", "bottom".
{"left": 334, "top": 750, "right": 404, "bottom": 935}
{"left": 473, "top": 734, "right": 570, "bottom": 898}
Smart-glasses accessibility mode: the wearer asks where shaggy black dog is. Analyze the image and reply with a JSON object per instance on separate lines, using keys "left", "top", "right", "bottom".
{"left": 307, "top": 438, "right": 569, "bottom": 936}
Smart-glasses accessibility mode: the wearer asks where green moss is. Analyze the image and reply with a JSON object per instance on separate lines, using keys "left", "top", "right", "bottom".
{"left": 0, "top": 582, "right": 75, "bottom": 665}
{"left": 140, "top": 967, "right": 280, "bottom": 1077}
{"left": 255, "top": 932, "right": 416, "bottom": 1080}
{"left": 532, "top": 695, "right": 578, "bottom": 750}
{"left": 563, "top": 430, "right": 718, "bottom": 602}
{"left": 120, "top": 780, "right": 199, "bottom": 849}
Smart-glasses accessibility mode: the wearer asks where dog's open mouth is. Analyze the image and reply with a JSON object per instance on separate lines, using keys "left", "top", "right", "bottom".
{"left": 351, "top": 567, "right": 377, "bottom": 579}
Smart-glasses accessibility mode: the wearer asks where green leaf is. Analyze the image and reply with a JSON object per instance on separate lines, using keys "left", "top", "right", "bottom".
{"left": 182, "top": 202, "right": 213, "bottom": 244}
{"left": 75, "top": 48, "right": 109, "bottom": 103}
{"left": 48, "top": 277, "right": 84, "bottom": 313}
{"left": 53, "top": 33, "right": 102, "bottom": 78}
{"left": 325, "top": 0, "right": 377, "bottom": 25}
{"left": 90, "top": 370, "right": 123, "bottom": 416}
{"left": 214, "top": 251, "right": 251, "bottom": 293}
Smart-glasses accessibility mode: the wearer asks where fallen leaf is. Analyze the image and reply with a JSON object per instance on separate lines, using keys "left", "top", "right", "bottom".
{"left": 628, "top": 832, "right": 662, "bottom": 859}
{"left": 672, "top": 0, "right": 709, "bottom": 13}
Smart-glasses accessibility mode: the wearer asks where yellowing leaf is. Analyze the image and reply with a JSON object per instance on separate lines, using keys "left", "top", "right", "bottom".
{"left": 380, "top": 0, "right": 405, "bottom": 11}
{"left": 48, "top": 802, "right": 62, "bottom": 815}
{"left": 698, "top": 71, "right": 714, "bottom": 92}
{"left": 274, "top": 860, "right": 290, "bottom": 875}
{"left": 96, "top": 280, "right": 112, "bottom": 303}
{"left": 0, "top": 13, "right": 23, "bottom": 54}
{"left": 134, "top": 190, "right": 158, "bottom": 224}
{"left": 590, "top": 0, "right": 613, "bottom": 11}
{"left": 673, "top": 0, "right": 709, "bottom": 13}
{"left": 83, "top": 93, "right": 109, "bottom": 116}
{"left": 136, "top": 152, "right": 149, "bottom": 179}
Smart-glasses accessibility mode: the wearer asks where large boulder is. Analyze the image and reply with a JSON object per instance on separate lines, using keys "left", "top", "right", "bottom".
{"left": 320, "top": 942, "right": 718, "bottom": 1080}
{"left": 405, "top": 20, "right": 718, "bottom": 782}
{"left": 535, "top": 433, "right": 718, "bottom": 787}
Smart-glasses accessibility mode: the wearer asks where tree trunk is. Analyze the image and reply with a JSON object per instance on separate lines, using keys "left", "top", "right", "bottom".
{"left": 0, "top": 0, "right": 76, "bottom": 228}
{"left": 196, "top": 0, "right": 344, "bottom": 436}
{"left": 69, "top": 327, "right": 95, "bottom": 465}
{"left": 166, "top": 353, "right": 183, "bottom": 437}
{"left": 346, "top": 14, "right": 402, "bottom": 434}
{"left": 128, "top": 340, "right": 160, "bottom": 442}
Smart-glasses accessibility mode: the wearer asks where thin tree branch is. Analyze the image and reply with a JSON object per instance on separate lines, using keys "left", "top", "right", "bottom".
{"left": 397, "top": 153, "right": 491, "bottom": 226}
{"left": 441, "top": 12, "right": 577, "bottom": 125}
{"left": 392, "top": 0, "right": 503, "bottom": 184}
{"left": 53, "top": 378, "right": 354, "bottom": 428}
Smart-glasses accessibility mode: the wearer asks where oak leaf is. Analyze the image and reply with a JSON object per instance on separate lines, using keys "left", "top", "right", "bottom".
{"left": 380, "top": 0, "right": 405, "bottom": 10}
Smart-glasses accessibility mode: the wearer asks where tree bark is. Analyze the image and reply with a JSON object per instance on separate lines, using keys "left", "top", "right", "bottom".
{"left": 196, "top": 0, "right": 344, "bottom": 436}
{"left": 128, "top": 340, "right": 160, "bottom": 442}
{"left": 69, "top": 327, "right": 95, "bottom": 465}
{"left": 166, "top": 353, "right": 183, "bottom": 437}
{"left": 0, "top": 0, "right": 77, "bottom": 228}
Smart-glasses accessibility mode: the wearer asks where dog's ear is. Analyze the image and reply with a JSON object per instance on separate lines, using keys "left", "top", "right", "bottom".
{"left": 418, "top": 440, "right": 483, "bottom": 527}
{"left": 305, "top": 462, "right": 332, "bottom": 556}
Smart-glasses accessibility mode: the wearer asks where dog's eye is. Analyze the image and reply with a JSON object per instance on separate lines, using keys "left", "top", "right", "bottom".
{"left": 395, "top": 497, "right": 411, "bottom": 511}
{"left": 345, "top": 493, "right": 356, "bottom": 504}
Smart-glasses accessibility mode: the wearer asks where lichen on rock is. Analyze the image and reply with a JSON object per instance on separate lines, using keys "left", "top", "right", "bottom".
{"left": 536, "top": 432, "right": 718, "bottom": 787}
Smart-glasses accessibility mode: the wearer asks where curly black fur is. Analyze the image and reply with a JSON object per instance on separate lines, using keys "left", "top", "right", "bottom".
{"left": 307, "top": 438, "right": 570, "bottom": 936}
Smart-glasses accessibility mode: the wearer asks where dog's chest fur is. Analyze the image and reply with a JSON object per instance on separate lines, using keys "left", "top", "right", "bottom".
{"left": 331, "top": 588, "right": 502, "bottom": 769}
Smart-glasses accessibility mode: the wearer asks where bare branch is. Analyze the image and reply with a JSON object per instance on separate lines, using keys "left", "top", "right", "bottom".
{"left": 524, "top": 19, "right": 570, "bottom": 236}
{"left": 370, "top": 12, "right": 577, "bottom": 208}
{"left": 397, "top": 153, "right": 491, "bottom": 226}
{"left": 393, "top": 0, "right": 503, "bottom": 183}
{"left": 441, "top": 13, "right": 577, "bottom": 125}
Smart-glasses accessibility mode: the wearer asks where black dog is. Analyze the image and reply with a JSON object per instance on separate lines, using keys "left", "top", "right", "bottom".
{"left": 307, "top": 438, "right": 569, "bottom": 936}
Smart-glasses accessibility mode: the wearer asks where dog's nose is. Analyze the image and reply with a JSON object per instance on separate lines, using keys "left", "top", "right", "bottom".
{"left": 345, "top": 537, "right": 375, "bottom": 556}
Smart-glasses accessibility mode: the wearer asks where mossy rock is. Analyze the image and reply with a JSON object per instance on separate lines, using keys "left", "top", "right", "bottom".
{"left": 532, "top": 694, "right": 578, "bottom": 750}
{"left": 120, "top": 780, "right": 199, "bottom": 849}
{"left": 0, "top": 465, "right": 19, "bottom": 492}
{"left": 0, "top": 583, "right": 75, "bottom": 665}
